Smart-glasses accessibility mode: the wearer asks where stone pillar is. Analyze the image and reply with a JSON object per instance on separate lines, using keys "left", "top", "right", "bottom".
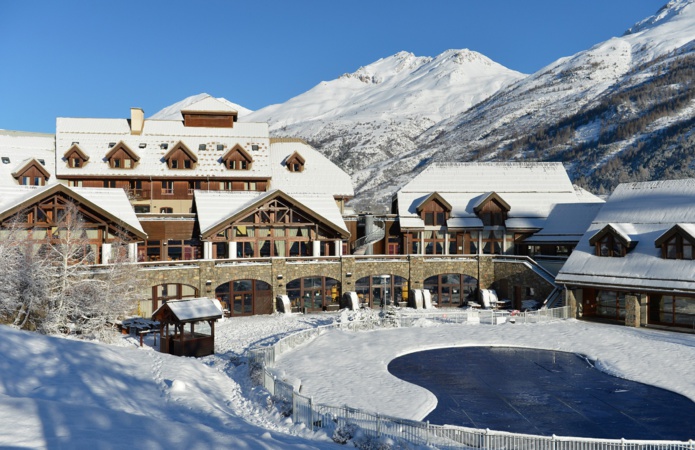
{"left": 625, "top": 294, "right": 640, "bottom": 327}
{"left": 477, "top": 255, "right": 495, "bottom": 290}
{"left": 101, "top": 243, "right": 112, "bottom": 265}
{"left": 409, "top": 255, "right": 425, "bottom": 291}
{"left": 342, "top": 256, "right": 356, "bottom": 292}
{"left": 203, "top": 241, "right": 213, "bottom": 259}
{"left": 228, "top": 241, "right": 237, "bottom": 259}
{"left": 198, "top": 260, "right": 216, "bottom": 296}
{"left": 313, "top": 240, "right": 321, "bottom": 257}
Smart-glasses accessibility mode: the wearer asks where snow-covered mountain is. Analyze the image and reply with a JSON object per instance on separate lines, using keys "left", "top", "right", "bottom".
{"left": 350, "top": 0, "right": 695, "bottom": 209}
{"left": 151, "top": 93, "right": 253, "bottom": 120}
{"left": 153, "top": 1, "right": 695, "bottom": 211}
{"left": 242, "top": 50, "right": 525, "bottom": 193}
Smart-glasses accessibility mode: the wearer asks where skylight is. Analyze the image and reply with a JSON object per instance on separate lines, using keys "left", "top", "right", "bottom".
{"left": 139, "top": 143, "right": 147, "bottom": 149}
{"left": 161, "top": 143, "right": 168, "bottom": 150}
{"left": 252, "top": 145, "right": 259, "bottom": 151}
{"left": 198, "top": 144, "right": 206, "bottom": 151}
{"left": 38, "top": 159, "right": 45, "bottom": 165}
{"left": 217, "top": 144, "right": 224, "bottom": 151}
{"left": 1, "top": 157, "right": 9, "bottom": 164}
{"left": 109, "top": 142, "right": 116, "bottom": 148}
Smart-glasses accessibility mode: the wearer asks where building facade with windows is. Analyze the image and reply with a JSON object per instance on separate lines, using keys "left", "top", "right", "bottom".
{"left": 392, "top": 162, "right": 604, "bottom": 257}
{"left": 556, "top": 179, "right": 695, "bottom": 329}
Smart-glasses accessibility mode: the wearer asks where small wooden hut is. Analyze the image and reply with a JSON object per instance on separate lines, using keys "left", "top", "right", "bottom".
{"left": 152, "top": 298, "right": 223, "bottom": 357}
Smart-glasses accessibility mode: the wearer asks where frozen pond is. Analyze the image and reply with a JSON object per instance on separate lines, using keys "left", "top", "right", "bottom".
{"left": 388, "top": 347, "right": 695, "bottom": 440}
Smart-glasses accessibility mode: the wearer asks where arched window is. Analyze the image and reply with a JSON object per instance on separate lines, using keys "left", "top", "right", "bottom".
{"left": 151, "top": 283, "right": 198, "bottom": 312}
{"left": 286, "top": 276, "right": 340, "bottom": 312}
{"left": 354, "top": 275, "right": 408, "bottom": 308}
{"left": 215, "top": 279, "right": 272, "bottom": 316}
{"left": 423, "top": 274, "right": 477, "bottom": 307}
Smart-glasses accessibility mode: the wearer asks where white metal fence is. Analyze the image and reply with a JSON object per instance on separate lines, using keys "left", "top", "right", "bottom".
{"left": 248, "top": 307, "right": 695, "bottom": 450}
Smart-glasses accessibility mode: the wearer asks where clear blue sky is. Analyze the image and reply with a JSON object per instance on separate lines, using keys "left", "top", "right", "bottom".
{"left": 0, "top": 0, "right": 666, "bottom": 133}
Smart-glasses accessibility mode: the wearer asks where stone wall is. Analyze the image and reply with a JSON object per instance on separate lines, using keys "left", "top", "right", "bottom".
{"left": 135, "top": 255, "right": 558, "bottom": 314}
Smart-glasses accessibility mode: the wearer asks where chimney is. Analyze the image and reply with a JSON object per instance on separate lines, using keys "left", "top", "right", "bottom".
{"left": 130, "top": 107, "right": 144, "bottom": 135}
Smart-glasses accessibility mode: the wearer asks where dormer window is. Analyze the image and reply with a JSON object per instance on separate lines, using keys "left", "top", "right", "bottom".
{"left": 416, "top": 192, "right": 452, "bottom": 226}
{"left": 655, "top": 225, "right": 695, "bottom": 260}
{"left": 64, "top": 143, "right": 90, "bottom": 168}
{"left": 163, "top": 141, "right": 197, "bottom": 170}
{"left": 473, "top": 192, "right": 510, "bottom": 227}
{"left": 286, "top": 151, "right": 305, "bottom": 172}
{"left": 12, "top": 158, "right": 50, "bottom": 186}
{"left": 105, "top": 141, "right": 139, "bottom": 170}
{"left": 589, "top": 224, "right": 634, "bottom": 258}
{"left": 222, "top": 145, "right": 253, "bottom": 171}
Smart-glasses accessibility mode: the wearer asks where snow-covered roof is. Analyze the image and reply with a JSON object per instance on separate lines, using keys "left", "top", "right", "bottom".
{"left": 194, "top": 189, "right": 349, "bottom": 238}
{"left": 557, "top": 179, "right": 695, "bottom": 292}
{"left": 0, "top": 130, "right": 55, "bottom": 187}
{"left": 396, "top": 163, "right": 601, "bottom": 230}
{"left": 0, "top": 184, "right": 145, "bottom": 238}
{"left": 525, "top": 202, "right": 604, "bottom": 244}
{"left": 268, "top": 140, "right": 354, "bottom": 198}
{"left": 152, "top": 297, "right": 222, "bottom": 322}
{"left": 55, "top": 117, "right": 272, "bottom": 179}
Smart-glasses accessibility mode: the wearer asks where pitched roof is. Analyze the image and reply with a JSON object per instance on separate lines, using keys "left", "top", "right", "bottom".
{"left": 0, "top": 184, "right": 145, "bottom": 239}
{"left": 524, "top": 202, "right": 604, "bottom": 244}
{"left": 194, "top": 189, "right": 349, "bottom": 239}
{"left": 556, "top": 179, "right": 695, "bottom": 293}
{"left": 11, "top": 158, "right": 51, "bottom": 179}
{"left": 268, "top": 141, "right": 353, "bottom": 197}
{"left": 397, "top": 162, "right": 601, "bottom": 230}
{"left": 415, "top": 192, "right": 452, "bottom": 212}
{"left": 55, "top": 117, "right": 271, "bottom": 179}
{"left": 152, "top": 297, "right": 222, "bottom": 322}
{"left": 163, "top": 141, "right": 197, "bottom": 163}
{"left": 0, "top": 130, "right": 55, "bottom": 187}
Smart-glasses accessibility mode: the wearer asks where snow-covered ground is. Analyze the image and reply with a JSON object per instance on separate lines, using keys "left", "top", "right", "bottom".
{"left": 1, "top": 311, "right": 695, "bottom": 449}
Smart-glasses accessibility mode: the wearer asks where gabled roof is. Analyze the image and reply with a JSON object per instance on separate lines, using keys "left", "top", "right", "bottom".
{"left": 472, "top": 192, "right": 511, "bottom": 213}
{"left": 195, "top": 189, "right": 349, "bottom": 239}
{"left": 163, "top": 141, "right": 198, "bottom": 163}
{"left": 588, "top": 223, "right": 635, "bottom": 247}
{"left": 557, "top": 179, "right": 695, "bottom": 293}
{"left": 11, "top": 158, "right": 51, "bottom": 179}
{"left": 55, "top": 117, "right": 272, "bottom": 179}
{"left": 285, "top": 151, "right": 305, "bottom": 165}
{"left": 222, "top": 144, "right": 252, "bottom": 162}
{"left": 0, "top": 184, "right": 146, "bottom": 240}
{"left": 181, "top": 96, "right": 238, "bottom": 115}
{"left": 415, "top": 192, "right": 452, "bottom": 213}
{"left": 105, "top": 141, "right": 140, "bottom": 162}
{"left": 655, "top": 224, "right": 695, "bottom": 247}
{"left": 63, "top": 143, "right": 90, "bottom": 161}
{"left": 152, "top": 297, "right": 222, "bottom": 323}
{"left": 396, "top": 162, "right": 600, "bottom": 230}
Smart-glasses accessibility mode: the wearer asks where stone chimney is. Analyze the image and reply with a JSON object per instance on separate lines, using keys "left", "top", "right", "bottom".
{"left": 130, "top": 107, "right": 144, "bottom": 135}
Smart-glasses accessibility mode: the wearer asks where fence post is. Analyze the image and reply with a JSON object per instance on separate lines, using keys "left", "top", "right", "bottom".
{"left": 376, "top": 413, "right": 380, "bottom": 438}
{"left": 426, "top": 420, "right": 430, "bottom": 447}
{"left": 485, "top": 428, "right": 490, "bottom": 450}
{"left": 309, "top": 396, "right": 314, "bottom": 432}
{"left": 552, "top": 434, "right": 556, "bottom": 450}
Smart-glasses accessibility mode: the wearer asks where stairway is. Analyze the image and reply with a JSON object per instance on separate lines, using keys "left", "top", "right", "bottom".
{"left": 352, "top": 220, "right": 385, "bottom": 255}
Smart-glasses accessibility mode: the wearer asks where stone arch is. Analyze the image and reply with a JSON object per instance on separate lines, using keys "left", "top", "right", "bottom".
{"left": 286, "top": 276, "right": 341, "bottom": 312}
{"left": 423, "top": 273, "right": 478, "bottom": 308}
{"left": 353, "top": 274, "right": 409, "bottom": 309}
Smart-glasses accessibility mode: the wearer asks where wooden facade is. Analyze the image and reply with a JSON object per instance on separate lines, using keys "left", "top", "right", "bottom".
{"left": 12, "top": 159, "right": 50, "bottom": 186}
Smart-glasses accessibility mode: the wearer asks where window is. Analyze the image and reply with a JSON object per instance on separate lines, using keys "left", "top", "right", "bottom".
{"left": 162, "top": 181, "right": 174, "bottom": 195}
{"left": 160, "top": 207, "right": 173, "bottom": 214}
{"left": 134, "top": 205, "right": 150, "bottom": 214}
{"left": 160, "top": 143, "right": 168, "bottom": 150}
{"left": 184, "top": 160, "right": 192, "bottom": 169}
{"left": 217, "top": 144, "right": 224, "bottom": 151}
{"left": 596, "top": 234, "right": 625, "bottom": 257}
{"left": 71, "top": 158, "right": 82, "bottom": 168}
{"left": 198, "top": 144, "right": 206, "bottom": 151}
{"left": 103, "top": 180, "right": 117, "bottom": 188}
{"left": 2, "top": 157, "right": 10, "bottom": 164}
{"left": 139, "top": 143, "right": 147, "bottom": 149}
{"left": 170, "top": 160, "right": 178, "bottom": 169}
{"left": 662, "top": 235, "right": 694, "bottom": 260}
{"left": 38, "top": 159, "right": 45, "bottom": 166}
{"left": 68, "top": 180, "right": 83, "bottom": 187}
